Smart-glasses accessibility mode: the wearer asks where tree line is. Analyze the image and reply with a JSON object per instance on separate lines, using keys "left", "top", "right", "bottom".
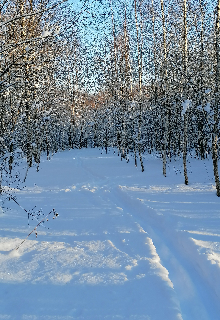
{"left": 1, "top": 0, "right": 220, "bottom": 196}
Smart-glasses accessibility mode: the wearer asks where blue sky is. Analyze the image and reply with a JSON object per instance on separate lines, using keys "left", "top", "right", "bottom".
{"left": 70, "top": 0, "right": 112, "bottom": 45}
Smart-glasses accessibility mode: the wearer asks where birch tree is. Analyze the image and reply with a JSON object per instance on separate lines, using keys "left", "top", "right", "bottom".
{"left": 182, "top": 0, "right": 189, "bottom": 185}
{"left": 213, "top": 0, "right": 220, "bottom": 196}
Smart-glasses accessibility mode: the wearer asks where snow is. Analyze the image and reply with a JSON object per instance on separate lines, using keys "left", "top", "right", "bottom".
{"left": 204, "top": 103, "right": 211, "bottom": 113}
{"left": 0, "top": 148, "right": 220, "bottom": 320}
{"left": 181, "top": 99, "right": 191, "bottom": 116}
{"left": 41, "top": 29, "right": 52, "bottom": 38}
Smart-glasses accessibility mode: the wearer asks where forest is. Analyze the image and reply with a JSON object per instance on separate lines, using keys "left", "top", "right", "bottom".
{"left": 1, "top": 0, "right": 220, "bottom": 196}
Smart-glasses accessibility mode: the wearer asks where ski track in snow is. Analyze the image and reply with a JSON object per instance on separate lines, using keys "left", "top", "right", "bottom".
{"left": 78, "top": 154, "right": 220, "bottom": 320}
{"left": 0, "top": 148, "right": 220, "bottom": 320}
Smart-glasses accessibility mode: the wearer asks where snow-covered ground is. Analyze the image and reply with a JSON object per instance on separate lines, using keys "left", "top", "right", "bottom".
{"left": 0, "top": 148, "right": 220, "bottom": 320}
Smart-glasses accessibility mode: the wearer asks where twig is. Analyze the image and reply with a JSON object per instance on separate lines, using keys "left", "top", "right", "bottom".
{"left": 14, "top": 208, "right": 58, "bottom": 251}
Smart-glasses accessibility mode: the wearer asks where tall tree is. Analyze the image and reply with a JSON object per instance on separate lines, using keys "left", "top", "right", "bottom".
{"left": 213, "top": 0, "right": 220, "bottom": 196}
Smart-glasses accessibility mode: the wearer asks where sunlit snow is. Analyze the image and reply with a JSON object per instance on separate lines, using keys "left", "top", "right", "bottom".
{"left": 0, "top": 148, "right": 220, "bottom": 320}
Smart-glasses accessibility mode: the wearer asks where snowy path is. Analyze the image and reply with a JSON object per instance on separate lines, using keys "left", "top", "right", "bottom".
{"left": 0, "top": 149, "right": 220, "bottom": 320}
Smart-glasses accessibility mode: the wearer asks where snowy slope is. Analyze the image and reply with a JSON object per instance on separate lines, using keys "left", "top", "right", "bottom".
{"left": 0, "top": 148, "right": 220, "bottom": 320}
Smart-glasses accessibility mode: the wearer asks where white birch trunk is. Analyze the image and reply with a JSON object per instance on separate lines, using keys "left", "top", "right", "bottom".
{"left": 134, "top": 0, "right": 144, "bottom": 172}
{"left": 160, "top": 0, "right": 168, "bottom": 177}
{"left": 212, "top": 0, "right": 220, "bottom": 196}
{"left": 182, "top": 0, "right": 188, "bottom": 185}
{"left": 124, "top": 6, "right": 133, "bottom": 97}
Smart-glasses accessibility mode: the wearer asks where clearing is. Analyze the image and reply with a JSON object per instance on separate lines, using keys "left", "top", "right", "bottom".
{"left": 0, "top": 148, "right": 220, "bottom": 320}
